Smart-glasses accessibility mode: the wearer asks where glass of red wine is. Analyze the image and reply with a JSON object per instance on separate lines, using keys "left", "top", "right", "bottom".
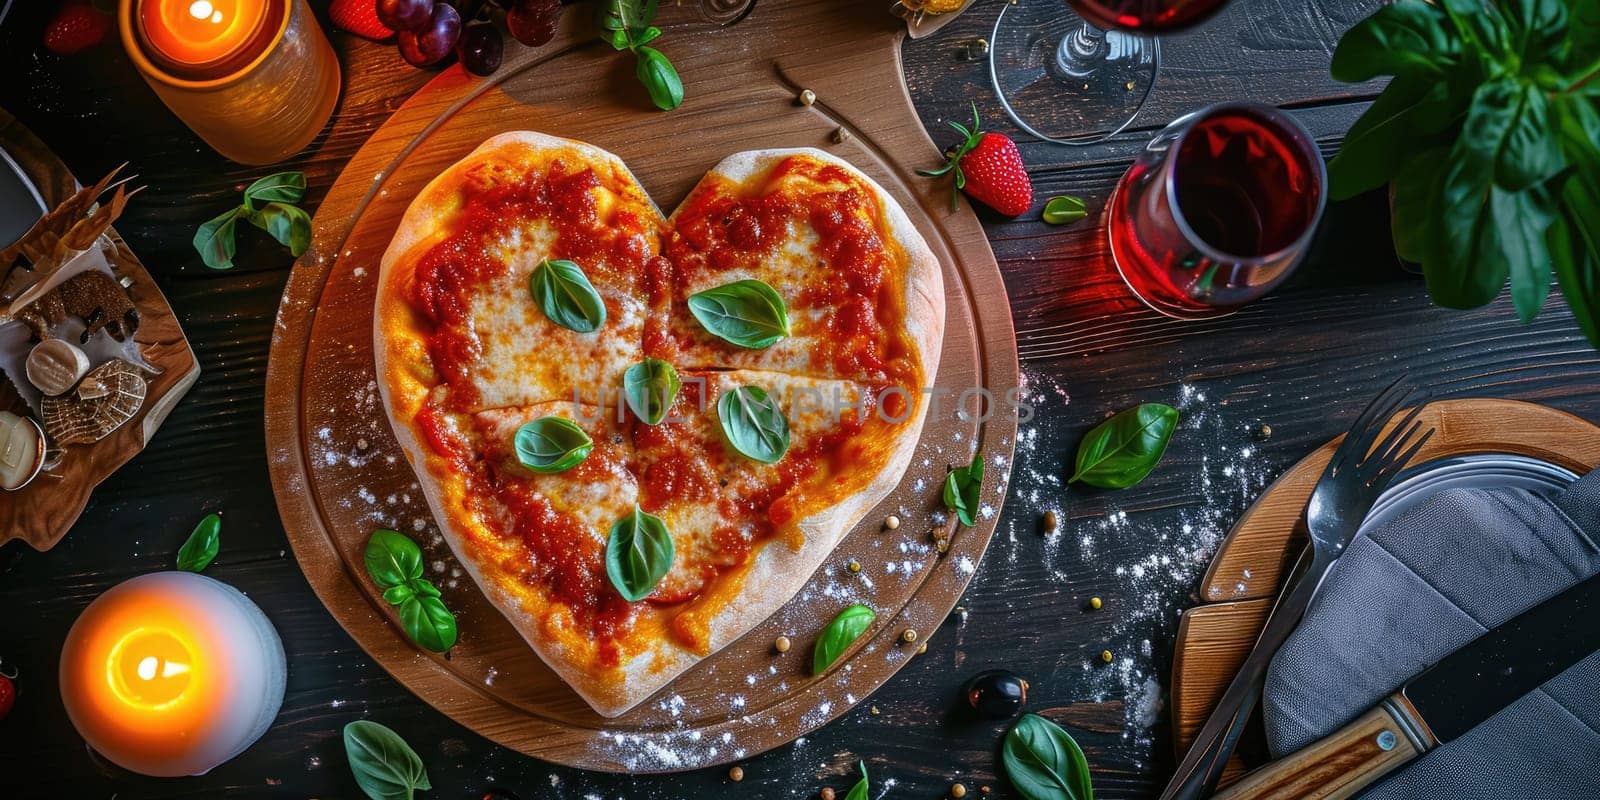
{"left": 1107, "top": 102, "right": 1325, "bottom": 318}
{"left": 989, "top": 0, "right": 1231, "bottom": 145}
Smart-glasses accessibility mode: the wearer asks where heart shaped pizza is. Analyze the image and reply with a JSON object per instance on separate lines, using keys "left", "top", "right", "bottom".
{"left": 375, "top": 132, "right": 943, "bottom": 717}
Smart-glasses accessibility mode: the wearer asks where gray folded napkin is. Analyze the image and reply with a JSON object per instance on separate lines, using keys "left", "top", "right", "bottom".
{"left": 1261, "top": 469, "right": 1600, "bottom": 800}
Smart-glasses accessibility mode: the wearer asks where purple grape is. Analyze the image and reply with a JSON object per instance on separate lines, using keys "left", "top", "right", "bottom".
{"left": 376, "top": 0, "right": 435, "bottom": 33}
{"left": 505, "top": 0, "right": 559, "bottom": 47}
{"left": 457, "top": 22, "right": 502, "bottom": 76}
{"left": 398, "top": 2, "right": 461, "bottom": 67}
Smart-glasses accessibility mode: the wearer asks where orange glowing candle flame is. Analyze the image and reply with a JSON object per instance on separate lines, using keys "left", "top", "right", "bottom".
{"left": 138, "top": 0, "right": 269, "bottom": 67}
{"left": 107, "top": 629, "right": 194, "bottom": 709}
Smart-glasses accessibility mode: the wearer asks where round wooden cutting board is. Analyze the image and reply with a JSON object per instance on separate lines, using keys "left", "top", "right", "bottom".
{"left": 1169, "top": 398, "right": 1600, "bottom": 785}
{"left": 264, "top": 1, "right": 1019, "bottom": 773}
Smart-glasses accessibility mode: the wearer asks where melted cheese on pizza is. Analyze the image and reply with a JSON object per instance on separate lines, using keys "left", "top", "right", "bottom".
{"left": 657, "top": 156, "right": 921, "bottom": 388}
{"left": 633, "top": 370, "right": 893, "bottom": 653}
{"left": 404, "top": 147, "right": 662, "bottom": 411}
{"left": 468, "top": 403, "right": 642, "bottom": 666}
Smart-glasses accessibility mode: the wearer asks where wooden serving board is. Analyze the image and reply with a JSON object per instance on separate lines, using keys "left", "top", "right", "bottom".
{"left": 264, "top": 1, "right": 1018, "bottom": 772}
{"left": 0, "top": 108, "right": 200, "bottom": 551}
{"left": 1170, "top": 399, "right": 1600, "bottom": 784}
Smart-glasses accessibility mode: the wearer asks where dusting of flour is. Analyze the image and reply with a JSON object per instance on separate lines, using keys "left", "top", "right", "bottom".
{"left": 1000, "top": 372, "right": 1281, "bottom": 758}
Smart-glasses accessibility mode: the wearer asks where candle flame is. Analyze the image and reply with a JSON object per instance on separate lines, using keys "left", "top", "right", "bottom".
{"left": 106, "top": 629, "right": 193, "bottom": 710}
{"left": 140, "top": 0, "right": 270, "bottom": 68}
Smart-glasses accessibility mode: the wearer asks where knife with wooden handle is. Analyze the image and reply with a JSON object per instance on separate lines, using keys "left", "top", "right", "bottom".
{"left": 1213, "top": 571, "right": 1600, "bottom": 800}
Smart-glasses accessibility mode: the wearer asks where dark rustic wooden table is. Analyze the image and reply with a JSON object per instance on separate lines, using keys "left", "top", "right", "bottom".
{"left": 2, "top": 1, "right": 1596, "bottom": 798}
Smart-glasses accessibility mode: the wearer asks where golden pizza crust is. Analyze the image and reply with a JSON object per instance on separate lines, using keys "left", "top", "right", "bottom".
{"left": 375, "top": 135, "right": 944, "bottom": 717}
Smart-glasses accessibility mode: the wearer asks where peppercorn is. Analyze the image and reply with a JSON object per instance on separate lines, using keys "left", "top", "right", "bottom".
{"left": 799, "top": 88, "right": 816, "bottom": 106}
{"left": 885, "top": 515, "right": 901, "bottom": 530}
{"left": 901, "top": 628, "right": 918, "bottom": 644}
{"left": 832, "top": 127, "right": 850, "bottom": 144}
{"left": 775, "top": 635, "right": 791, "bottom": 653}
{"left": 821, "top": 788, "right": 836, "bottom": 800}
{"left": 1043, "top": 510, "right": 1057, "bottom": 531}
{"left": 847, "top": 559, "right": 861, "bottom": 573}
{"left": 1100, "top": 649, "right": 1114, "bottom": 664}
{"left": 1089, "top": 596, "right": 1103, "bottom": 610}
{"left": 729, "top": 766, "right": 744, "bottom": 782}
{"left": 952, "top": 783, "right": 968, "bottom": 798}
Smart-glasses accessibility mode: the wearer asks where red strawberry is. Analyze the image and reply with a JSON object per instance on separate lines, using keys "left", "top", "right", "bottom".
{"left": 0, "top": 674, "right": 13, "bottom": 721}
{"left": 919, "top": 104, "right": 1033, "bottom": 217}
{"left": 330, "top": 0, "right": 394, "bottom": 41}
{"left": 43, "top": 1, "right": 109, "bottom": 56}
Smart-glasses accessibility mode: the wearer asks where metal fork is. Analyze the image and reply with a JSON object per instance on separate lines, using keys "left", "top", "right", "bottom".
{"left": 1159, "top": 376, "right": 1436, "bottom": 800}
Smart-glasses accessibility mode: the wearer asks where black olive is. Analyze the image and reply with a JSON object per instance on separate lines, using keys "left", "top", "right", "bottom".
{"left": 963, "top": 669, "right": 1029, "bottom": 718}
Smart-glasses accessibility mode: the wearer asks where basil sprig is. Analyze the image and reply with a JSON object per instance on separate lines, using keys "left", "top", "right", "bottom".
{"left": 687, "top": 279, "right": 790, "bottom": 349}
{"left": 514, "top": 417, "right": 594, "bottom": 473}
{"left": 623, "top": 359, "right": 682, "bottom": 425}
{"left": 175, "top": 512, "right": 221, "bottom": 573}
{"left": 530, "top": 258, "right": 607, "bottom": 333}
{"left": 343, "top": 720, "right": 431, "bottom": 800}
{"left": 1068, "top": 403, "right": 1178, "bottom": 489}
{"left": 193, "top": 171, "right": 312, "bottom": 269}
{"left": 600, "top": 0, "right": 684, "bottom": 111}
{"left": 844, "top": 760, "right": 871, "bottom": 800}
{"left": 605, "top": 506, "right": 675, "bottom": 602}
{"left": 943, "top": 453, "right": 983, "bottom": 527}
{"left": 1003, "top": 713, "right": 1094, "bottom": 800}
{"left": 717, "top": 385, "right": 790, "bottom": 463}
{"left": 1328, "top": 0, "right": 1600, "bottom": 344}
{"left": 812, "top": 603, "right": 876, "bottom": 675}
{"left": 365, "top": 530, "right": 457, "bottom": 653}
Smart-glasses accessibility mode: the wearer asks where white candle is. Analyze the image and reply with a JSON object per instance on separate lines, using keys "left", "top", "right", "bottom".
{"left": 0, "top": 411, "right": 43, "bottom": 490}
{"left": 59, "top": 571, "right": 286, "bottom": 776}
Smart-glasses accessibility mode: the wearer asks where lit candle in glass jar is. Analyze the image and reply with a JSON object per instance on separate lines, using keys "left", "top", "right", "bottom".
{"left": 59, "top": 571, "right": 286, "bottom": 776}
{"left": 119, "top": 0, "right": 340, "bottom": 165}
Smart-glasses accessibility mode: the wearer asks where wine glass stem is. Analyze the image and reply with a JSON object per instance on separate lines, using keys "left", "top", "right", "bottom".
{"left": 1056, "top": 23, "right": 1110, "bottom": 79}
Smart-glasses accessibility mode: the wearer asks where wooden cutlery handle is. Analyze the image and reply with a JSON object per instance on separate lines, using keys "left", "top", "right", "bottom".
{"left": 1211, "top": 692, "right": 1438, "bottom": 800}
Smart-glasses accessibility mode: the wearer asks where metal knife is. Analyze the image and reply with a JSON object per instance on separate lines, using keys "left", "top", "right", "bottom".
{"left": 1212, "top": 570, "right": 1600, "bottom": 800}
